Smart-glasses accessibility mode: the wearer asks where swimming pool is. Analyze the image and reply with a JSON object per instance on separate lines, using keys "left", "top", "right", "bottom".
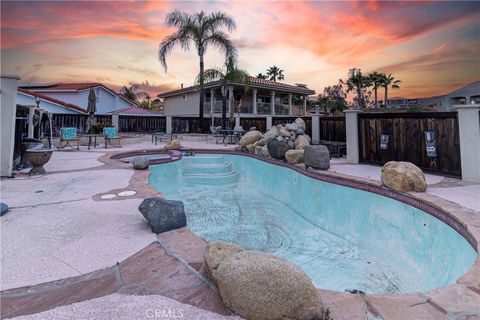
{"left": 149, "top": 153, "right": 477, "bottom": 294}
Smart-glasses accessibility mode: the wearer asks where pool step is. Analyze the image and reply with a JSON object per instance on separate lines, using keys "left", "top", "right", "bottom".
{"left": 182, "top": 162, "right": 233, "bottom": 175}
{"left": 182, "top": 155, "right": 225, "bottom": 165}
{"left": 182, "top": 155, "right": 238, "bottom": 185}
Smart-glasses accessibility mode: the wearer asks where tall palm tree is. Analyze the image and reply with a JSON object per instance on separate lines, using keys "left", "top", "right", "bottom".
{"left": 119, "top": 84, "right": 140, "bottom": 102}
{"left": 256, "top": 73, "right": 267, "bottom": 79}
{"left": 341, "top": 68, "right": 370, "bottom": 109}
{"left": 368, "top": 71, "right": 383, "bottom": 109}
{"left": 197, "top": 56, "right": 250, "bottom": 128}
{"left": 266, "top": 65, "right": 284, "bottom": 82}
{"left": 381, "top": 74, "right": 401, "bottom": 108}
{"left": 159, "top": 10, "right": 237, "bottom": 126}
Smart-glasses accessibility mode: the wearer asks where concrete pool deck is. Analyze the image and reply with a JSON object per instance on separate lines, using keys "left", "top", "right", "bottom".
{"left": 1, "top": 140, "right": 479, "bottom": 319}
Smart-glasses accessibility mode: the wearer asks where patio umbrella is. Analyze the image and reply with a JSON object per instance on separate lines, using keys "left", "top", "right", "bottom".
{"left": 86, "top": 88, "right": 97, "bottom": 133}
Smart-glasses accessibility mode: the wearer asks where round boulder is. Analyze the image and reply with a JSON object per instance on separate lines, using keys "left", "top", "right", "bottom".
{"left": 205, "top": 242, "right": 323, "bottom": 320}
{"left": 295, "top": 118, "right": 306, "bottom": 131}
{"left": 267, "top": 140, "right": 292, "bottom": 160}
{"left": 285, "top": 149, "right": 304, "bottom": 164}
{"left": 304, "top": 145, "right": 330, "bottom": 170}
{"left": 278, "top": 127, "right": 291, "bottom": 138}
{"left": 204, "top": 241, "right": 244, "bottom": 280}
{"left": 132, "top": 156, "right": 149, "bottom": 170}
{"left": 294, "top": 135, "right": 310, "bottom": 150}
{"left": 165, "top": 139, "right": 182, "bottom": 150}
{"left": 381, "top": 161, "right": 427, "bottom": 192}
{"left": 138, "top": 197, "right": 186, "bottom": 234}
{"left": 239, "top": 130, "right": 262, "bottom": 148}
{"left": 263, "top": 127, "right": 279, "bottom": 144}
{"left": 261, "top": 145, "right": 270, "bottom": 158}
{"left": 285, "top": 123, "right": 299, "bottom": 131}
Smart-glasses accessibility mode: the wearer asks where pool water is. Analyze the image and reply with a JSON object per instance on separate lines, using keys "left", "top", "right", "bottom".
{"left": 149, "top": 154, "right": 477, "bottom": 294}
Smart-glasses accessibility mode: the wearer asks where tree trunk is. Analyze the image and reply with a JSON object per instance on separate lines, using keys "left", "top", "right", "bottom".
{"left": 199, "top": 53, "right": 205, "bottom": 131}
{"left": 384, "top": 87, "right": 388, "bottom": 108}
{"left": 374, "top": 85, "right": 378, "bottom": 109}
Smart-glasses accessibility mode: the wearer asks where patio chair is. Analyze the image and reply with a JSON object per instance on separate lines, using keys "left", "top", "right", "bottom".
{"left": 103, "top": 127, "right": 122, "bottom": 149}
{"left": 209, "top": 126, "right": 223, "bottom": 144}
{"left": 60, "top": 127, "right": 80, "bottom": 150}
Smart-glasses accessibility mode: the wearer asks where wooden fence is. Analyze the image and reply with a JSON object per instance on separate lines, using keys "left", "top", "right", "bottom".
{"left": 319, "top": 117, "right": 346, "bottom": 142}
{"left": 358, "top": 112, "right": 461, "bottom": 176}
{"left": 119, "top": 116, "right": 165, "bottom": 132}
{"left": 51, "top": 114, "right": 88, "bottom": 133}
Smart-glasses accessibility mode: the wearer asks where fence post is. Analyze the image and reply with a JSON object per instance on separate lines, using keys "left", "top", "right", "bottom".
{"left": 266, "top": 116, "right": 272, "bottom": 130}
{"left": 166, "top": 116, "right": 172, "bottom": 134}
{"left": 344, "top": 110, "right": 362, "bottom": 164}
{"left": 311, "top": 115, "right": 320, "bottom": 144}
{"left": 456, "top": 105, "right": 480, "bottom": 182}
{"left": 112, "top": 113, "right": 119, "bottom": 132}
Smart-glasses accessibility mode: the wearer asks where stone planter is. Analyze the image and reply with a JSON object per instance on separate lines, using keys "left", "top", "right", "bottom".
{"left": 24, "top": 149, "right": 53, "bottom": 175}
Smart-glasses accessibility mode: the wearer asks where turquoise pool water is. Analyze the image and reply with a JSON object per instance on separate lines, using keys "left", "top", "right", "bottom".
{"left": 149, "top": 154, "right": 477, "bottom": 294}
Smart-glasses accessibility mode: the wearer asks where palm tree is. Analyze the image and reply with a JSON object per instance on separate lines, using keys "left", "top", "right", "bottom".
{"left": 368, "top": 71, "right": 383, "bottom": 109}
{"left": 341, "top": 68, "right": 370, "bottom": 109}
{"left": 256, "top": 73, "right": 267, "bottom": 79}
{"left": 266, "top": 65, "right": 284, "bottom": 82}
{"left": 295, "top": 83, "right": 308, "bottom": 88}
{"left": 197, "top": 56, "right": 250, "bottom": 128}
{"left": 119, "top": 84, "right": 140, "bottom": 102}
{"left": 159, "top": 10, "right": 237, "bottom": 126}
{"left": 381, "top": 74, "right": 401, "bottom": 108}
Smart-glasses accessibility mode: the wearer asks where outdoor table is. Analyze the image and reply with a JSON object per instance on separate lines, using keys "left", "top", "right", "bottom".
{"left": 217, "top": 129, "right": 244, "bottom": 145}
{"left": 151, "top": 132, "right": 178, "bottom": 145}
{"left": 81, "top": 134, "right": 99, "bottom": 150}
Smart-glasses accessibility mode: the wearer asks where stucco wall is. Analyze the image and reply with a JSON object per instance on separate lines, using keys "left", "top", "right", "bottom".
{"left": 1, "top": 75, "right": 19, "bottom": 177}
{"left": 164, "top": 92, "right": 200, "bottom": 116}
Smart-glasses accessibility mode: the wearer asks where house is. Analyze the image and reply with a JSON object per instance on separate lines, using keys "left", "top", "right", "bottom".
{"left": 17, "top": 82, "right": 138, "bottom": 115}
{"left": 158, "top": 77, "right": 315, "bottom": 117}
{"left": 387, "top": 81, "right": 480, "bottom": 110}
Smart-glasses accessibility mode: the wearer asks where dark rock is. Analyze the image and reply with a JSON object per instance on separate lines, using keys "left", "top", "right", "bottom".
{"left": 296, "top": 128, "right": 304, "bottom": 135}
{"left": 132, "top": 156, "right": 149, "bottom": 170}
{"left": 138, "top": 197, "right": 186, "bottom": 234}
{"left": 304, "top": 145, "right": 330, "bottom": 170}
{"left": 0, "top": 203, "right": 9, "bottom": 216}
{"left": 267, "top": 140, "right": 293, "bottom": 160}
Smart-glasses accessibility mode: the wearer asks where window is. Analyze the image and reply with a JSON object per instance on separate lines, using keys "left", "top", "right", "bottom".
{"left": 204, "top": 91, "right": 211, "bottom": 103}
{"left": 182, "top": 94, "right": 186, "bottom": 100}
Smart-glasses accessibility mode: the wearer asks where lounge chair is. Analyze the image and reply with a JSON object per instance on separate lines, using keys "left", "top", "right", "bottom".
{"left": 60, "top": 127, "right": 80, "bottom": 150}
{"left": 209, "top": 126, "right": 223, "bottom": 144}
{"left": 103, "top": 127, "right": 122, "bottom": 149}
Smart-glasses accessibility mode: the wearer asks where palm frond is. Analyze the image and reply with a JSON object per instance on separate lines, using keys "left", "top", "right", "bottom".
{"left": 158, "top": 31, "right": 192, "bottom": 72}
{"left": 204, "top": 11, "right": 236, "bottom": 33}
{"left": 165, "top": 10, "right": 190, "bottom": 28}
{"left": 204, "top": 31, "right": 238, "bottom": 60}
{"left": 196, "top": 67, "right": 225, "bottom": 84}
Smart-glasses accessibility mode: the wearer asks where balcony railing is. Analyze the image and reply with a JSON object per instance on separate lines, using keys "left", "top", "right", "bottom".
{"left": 257, "top": 102, "right": 271, "bottom": 115}
{"left": 275, "top": 104, "right": 290, "bottom": 115}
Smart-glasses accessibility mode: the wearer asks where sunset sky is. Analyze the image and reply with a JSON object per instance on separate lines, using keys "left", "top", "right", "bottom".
{"left": 1, "top": 1, "right": 479, "bottom": 99}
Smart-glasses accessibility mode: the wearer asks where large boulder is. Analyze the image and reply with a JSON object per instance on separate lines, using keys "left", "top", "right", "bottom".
{"left": 278, "top": 127, "right": 291, "bottom": 138}
{"left": 263, "top": 127, "right": 279, "bottom": 144}
{"left": 239, "top": 130, "right": 262, "bottom": 147}
{"left": 285, "top": 123, "right": 298, "bottom": 131}
{"left": 138, "top": 197, "right": 186, "bottom": 234}
{"left": 304, "top": 145, "right": 330, "bottom": 170}
{"left": 381, "top": 161, "right": 427, "bottom": 192}
{"left": 204, "top": 241, "right": 323, "bottom": 320}
{"left": 267, "top": 140, "right": 292, "bottom": 160}
{"left": 295, "top": 118, "right": 306, "bottom": 131}
{"left": 285, "top": 149, "right": 304, "bottom": 164}
{"left": 132, "top": 156, "right": 149, "bottom": 170}
{"left": 164, "top": 139, "right": 182, "bottom": 150}
{"left": 294, "top": 135, "right": 310, "bottom": 150}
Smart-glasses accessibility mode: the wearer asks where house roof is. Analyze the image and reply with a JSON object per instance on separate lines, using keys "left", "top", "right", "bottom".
{"left": 158, "top": 77, "right": 315, "bottom": 98}
{"left": 20, "top": 82, "right": 140, "bottom": 106}
{"left": 18, "top": 88, "right": 87, "bottom": 113}
{"left": 111, "top": 106, "right": 163, "bottom": 116}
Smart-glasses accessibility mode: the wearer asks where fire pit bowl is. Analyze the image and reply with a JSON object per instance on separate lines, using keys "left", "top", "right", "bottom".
{"left": 24, "top": 149, "right": 53, "bottom": 175}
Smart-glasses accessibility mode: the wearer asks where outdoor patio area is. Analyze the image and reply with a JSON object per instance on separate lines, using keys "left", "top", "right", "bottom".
{"left": 1, "top": 138, "right": 479, "bottom": 319}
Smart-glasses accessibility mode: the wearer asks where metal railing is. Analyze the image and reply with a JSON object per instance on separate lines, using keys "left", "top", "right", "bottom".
{"left": 275, "top": 104, "right": 290, "bottom": 115}
{"left": 257, "top": 102, "right": 271, "bottom": 115}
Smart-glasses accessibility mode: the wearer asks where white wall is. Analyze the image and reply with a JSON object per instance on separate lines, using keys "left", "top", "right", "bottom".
{"left": 1, "top": 75, "right": 19, "bottom": 177}
{"left": 164, "top": 92, "right": 200, "bottom": 116}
